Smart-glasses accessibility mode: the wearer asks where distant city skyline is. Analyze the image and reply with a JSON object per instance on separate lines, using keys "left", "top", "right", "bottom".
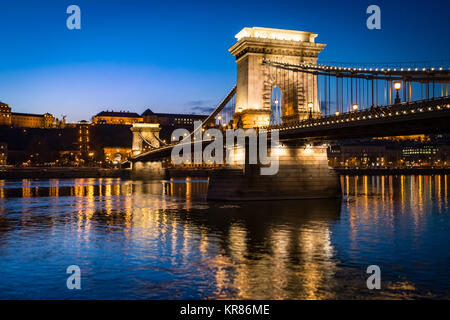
{"left": 0, "top": 0, "right": 449, "bottom": 122}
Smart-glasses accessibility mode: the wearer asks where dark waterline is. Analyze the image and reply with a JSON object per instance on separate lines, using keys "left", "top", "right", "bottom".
{"left": 0, "top": 176, "right": 449, "bottom": 299}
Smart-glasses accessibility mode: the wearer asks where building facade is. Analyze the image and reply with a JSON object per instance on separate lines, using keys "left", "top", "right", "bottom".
{"left": 142, "top": 109, "right": 207, "bottom": 126}
{"left": 0, "top": 102, "right": 55, "bottom": 128}
{"left": 328, "top": 138, "right": 450, "bottom": 169}
{"left": 92, "top": 111, "right": 143, "bottom": 125}
{"left": 91, "top": 109, "right": 208, "bottom": 127}
{"left": 103, "top": 147, "right": 132, "bottom": 164}
{"left": 91, "top": 108, "right": 208, "bottom": 144}
{"left": 0, "top": 143, "right": 7, "bottom": 166}
{"left": 76, "top": 121, "right": 92, "bottom": 155}
{"left": 0, "top": 102, "right": 12, "bottom": 126}
{"left": 328, "top": 145, "right": 394, "bottom": 168}
{"left": 11, "top": 112, "right": 55, "bottom": 128}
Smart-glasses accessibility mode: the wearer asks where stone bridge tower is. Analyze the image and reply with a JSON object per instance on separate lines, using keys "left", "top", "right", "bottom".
{"left": 229, "top": 27, "right": 326, "bottom": 128}
{"left": 130, "top": 123, "right": 161, "bottom": 156}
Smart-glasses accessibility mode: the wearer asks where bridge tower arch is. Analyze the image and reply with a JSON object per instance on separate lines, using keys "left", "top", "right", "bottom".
{"left": 229, "top": 27, "right": 325, "bottom": 128}
{"left": 270, "top": 85, "right": 283, "bottom": 125}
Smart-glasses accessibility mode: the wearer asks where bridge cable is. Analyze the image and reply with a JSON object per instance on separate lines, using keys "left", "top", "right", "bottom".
{"left": 138, "top": 132, "right": 158, "bottom": 149}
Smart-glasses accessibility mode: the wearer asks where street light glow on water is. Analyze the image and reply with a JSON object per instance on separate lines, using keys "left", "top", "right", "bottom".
{"left": 0, "top": 176, "right": 449, "bottom": 299}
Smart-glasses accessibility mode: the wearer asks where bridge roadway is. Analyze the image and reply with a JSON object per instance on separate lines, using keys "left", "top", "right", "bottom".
{"left": 132, "top": 96, "right": 450, "bottom": 162}
{"left": 269, "top": 96, "right": 450, "bottom": 141}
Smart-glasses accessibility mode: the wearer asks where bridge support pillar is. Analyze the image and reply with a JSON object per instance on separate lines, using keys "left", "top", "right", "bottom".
{"left": 131, "top": 160, "right": 166, "bottom": 180}
{"left": 207, "top": 144, "right": 340, "bottom": 201}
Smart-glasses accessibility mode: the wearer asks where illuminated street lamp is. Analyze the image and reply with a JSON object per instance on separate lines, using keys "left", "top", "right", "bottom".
{"left": 308, "top": 102, "right": 313, "bottom": 119}
{"left": 352, "top": 104, "right": 359, "bottom": 112}
{"left": 335, "top": 111, "right": 340, "bottom": 116}
{"left": 273, "top": 99, "right": 280, "bottom": 124}
{"left": 394, "top": 81, "right": 402, "bottom": 104}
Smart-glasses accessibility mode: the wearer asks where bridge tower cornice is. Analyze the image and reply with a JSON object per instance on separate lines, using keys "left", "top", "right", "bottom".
{"left": 229, "top": 37, "right": 326, "bottom": 62}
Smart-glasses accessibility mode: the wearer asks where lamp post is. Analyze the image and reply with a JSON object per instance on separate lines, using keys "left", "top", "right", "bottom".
{"left": 274, "top": 99, "right": 279, "bottom": 124}
{"left": 352, "top": 104, "right": 359, "bottom": 112}
{"left": 217, "top": 115, "right": 222, "bottom": 127}
{"left": 308, "top": 102, "right": 313, "bottom": 119}
{"left": 394, "top": 81, "right": 402, "bottom": 104}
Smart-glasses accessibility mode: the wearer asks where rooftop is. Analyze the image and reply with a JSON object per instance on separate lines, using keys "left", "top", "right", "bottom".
{"left": 11, "top": 112, "right": 50, "bottom": 118}
{"left": 94, "top": 111, "right": 142, "bottom": 118}
{"left": 142, "top": 108, "right": 154, "bottom": 116}
{"left": 142, "top": 108, "right": 207, "bottom": 118}
{"left": 94, "top": 109, "right": 208, "bottom": 119}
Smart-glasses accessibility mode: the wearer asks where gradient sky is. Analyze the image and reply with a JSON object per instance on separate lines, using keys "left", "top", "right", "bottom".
{"left": 0, "top": 0, "right": 449, "bottom": 122}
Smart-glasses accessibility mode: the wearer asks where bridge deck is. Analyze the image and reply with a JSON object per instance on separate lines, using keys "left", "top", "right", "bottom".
{"left": 132, "top": 97, "right": 450, "bottom": 162}
{"left": 271, "top": 96, "right": 450, "bottom": 141}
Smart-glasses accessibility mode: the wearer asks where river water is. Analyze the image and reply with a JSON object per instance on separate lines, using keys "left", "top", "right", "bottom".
{"left": 0, "top": 175, "right": 449, "bottom": 299}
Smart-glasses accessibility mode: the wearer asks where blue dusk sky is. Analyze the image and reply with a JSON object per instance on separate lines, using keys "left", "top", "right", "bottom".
{"left": 0, "top": 0, "right": 449, "bottom": 122}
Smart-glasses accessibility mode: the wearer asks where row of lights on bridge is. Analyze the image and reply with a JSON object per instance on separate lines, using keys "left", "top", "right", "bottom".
{"left": 266, "top": 60, "right": 448, "bottom": 72}
{"left": 216, "top": 115, "right": 227, "bottom": 128}
{"left": 269, "top": 103, "right": 450, "bottom": 132}
{"left": 301, "top": 63, "right": 447, "bottom": 72}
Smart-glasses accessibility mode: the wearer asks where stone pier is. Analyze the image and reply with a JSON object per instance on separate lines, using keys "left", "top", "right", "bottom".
{"left": 131, "top": 160, "right": 166, "bottom": 180}
{"left": 130, "top": 123, "right": 166, "bottom": 179}
{"left": 207, "top": 144, "right": 341, "bottom": 201}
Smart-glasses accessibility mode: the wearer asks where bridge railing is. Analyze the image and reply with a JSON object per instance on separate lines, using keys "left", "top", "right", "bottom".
{"left": 265, "top": 96, "right": 450, "bottom": 131}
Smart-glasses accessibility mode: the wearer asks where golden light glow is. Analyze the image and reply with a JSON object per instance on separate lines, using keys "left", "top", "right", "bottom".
{"left": 352, "top": 104, "right": 359, "bottom": 111}
{"left": 394, "top": 81, "right": 402, "bottom": 90}
{"left": 304, "top": 144, "right": 313, "bottom": 154}
{"left": 132, "top": 123, "right": 159, "bottom": 128}
{"left": 273, "top": 145, "right": 287, "bottom": 157}
{"left": 235, "top": 27, "right": 318, "bottom": 43}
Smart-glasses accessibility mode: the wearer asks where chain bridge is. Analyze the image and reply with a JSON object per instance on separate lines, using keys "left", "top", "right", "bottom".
{"left": 129, "top": 27, "right": 450, "bottom": 201}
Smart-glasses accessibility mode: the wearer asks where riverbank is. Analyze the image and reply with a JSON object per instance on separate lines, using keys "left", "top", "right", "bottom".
{"left": 0, "top": 167, "right": 131, "bottom": 180}
{"left": 2, "top": 166, "right": 449, "bottom": 180}
{"left": 0, "top": 167, "right": 213, "bottom": 180}
{"left": 335, "top": 168, "right": 450, "bottom": 176}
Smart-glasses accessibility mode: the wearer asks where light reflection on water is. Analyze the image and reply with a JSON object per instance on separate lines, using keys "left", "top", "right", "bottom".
{"left": 0, "top": 176, "right": 449, "bottom": 299}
